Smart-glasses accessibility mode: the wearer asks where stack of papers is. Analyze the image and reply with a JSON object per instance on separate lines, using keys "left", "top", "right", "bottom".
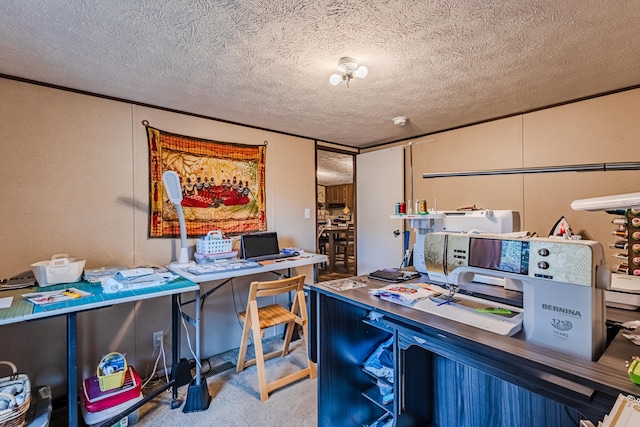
{"left": 369, "top": 284, "right": 436, "bottom": 307}
{"left": 600, "top": 394, "right": 640, "bottom": 426}
{"left": 102, "top": 268, "right": 178, "bottom": 293}
{"left": 186, "top": 260, "right": 261, "bottom": 275}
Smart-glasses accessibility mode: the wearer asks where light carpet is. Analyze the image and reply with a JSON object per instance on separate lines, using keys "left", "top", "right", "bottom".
{"left": 135, "top": 338, "right": 317, "bottom": 426}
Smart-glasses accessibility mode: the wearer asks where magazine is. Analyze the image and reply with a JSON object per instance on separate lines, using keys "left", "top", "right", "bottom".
{"left": 369, "top": 283, "right": 436, "bottom": 307}
{"left": 22, "top": 287, "right": 91, "bottom": 305}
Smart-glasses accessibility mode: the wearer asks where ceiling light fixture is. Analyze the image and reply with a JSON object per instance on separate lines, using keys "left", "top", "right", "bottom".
{"left": 329, "top": 57, "right": 368, "bottom": 87}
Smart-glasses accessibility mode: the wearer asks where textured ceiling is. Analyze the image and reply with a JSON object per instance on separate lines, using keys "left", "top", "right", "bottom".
{"left": 317, "top": 150, "right": 354, "bottom": 186}
{"left": 2, "top": 1, "right": 640, "bottom": 148}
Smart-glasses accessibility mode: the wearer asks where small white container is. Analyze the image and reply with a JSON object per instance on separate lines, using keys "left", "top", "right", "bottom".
{"left": 195, "top": 230, "right": 233, "bottom": 254}
{"left": 31, "top": 254, "right": 86, "bottom": 287}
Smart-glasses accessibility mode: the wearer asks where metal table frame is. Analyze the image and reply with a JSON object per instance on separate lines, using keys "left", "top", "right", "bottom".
{"left": 0, "top": 277, "right": 202, "bottom": 427}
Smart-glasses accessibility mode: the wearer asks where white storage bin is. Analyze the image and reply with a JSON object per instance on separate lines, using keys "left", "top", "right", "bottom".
{"left": 31, "top": 254, "right": 86, "bottom": 287}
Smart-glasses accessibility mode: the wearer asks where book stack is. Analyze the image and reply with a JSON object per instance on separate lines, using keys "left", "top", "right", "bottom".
{"left": 81, "top": 367, "right": 143, "bottom": 426}
{"left": 599, "top": 393, "right": 640, "bottom": 426}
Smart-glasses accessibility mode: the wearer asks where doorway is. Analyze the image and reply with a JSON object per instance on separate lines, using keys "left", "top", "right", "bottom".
{"left": 316, "top": 148, "right": 356, "bottom": 281}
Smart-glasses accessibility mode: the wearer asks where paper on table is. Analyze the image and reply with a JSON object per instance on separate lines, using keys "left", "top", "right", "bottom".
{"left": 22, "top": 287, "right": 91, "bottom": 305}
{"left": 622, "top": 333, "right": 640, "bottom": 345}
{"left": 0, "top": 297, "right": 13, "bottom": 309}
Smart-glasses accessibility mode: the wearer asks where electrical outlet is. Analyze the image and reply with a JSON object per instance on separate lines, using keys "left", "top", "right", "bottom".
{"left": 153, "top": 331, "right": 163, "bottom": 347}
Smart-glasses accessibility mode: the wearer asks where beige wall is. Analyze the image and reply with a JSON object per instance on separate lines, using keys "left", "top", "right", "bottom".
{"left": 410, "top": 116, "right": 524, "bottom": 214}
{"left": 0, "top": 78, "right": 317, "bottom": 396}
{"left": 409, "top": 88, "right": 640, "bottom": 263}
{"left": 2, "top": 76, "right": 639, "bottom": 398}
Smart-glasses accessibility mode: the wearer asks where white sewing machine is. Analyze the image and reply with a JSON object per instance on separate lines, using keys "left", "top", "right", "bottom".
{"left": 409, "top": 210, "right": 520, "bottom": 278}
{"left": 424, "top": 232, "right": 611, "bottom": 361}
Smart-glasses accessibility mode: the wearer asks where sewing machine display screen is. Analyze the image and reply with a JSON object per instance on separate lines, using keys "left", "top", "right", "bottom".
{"left": 468, "top": 238, "right": 530, "bottom": 275}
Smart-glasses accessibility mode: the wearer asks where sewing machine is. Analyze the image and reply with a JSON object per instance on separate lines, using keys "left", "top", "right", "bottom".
{"left": 424, "top": 232, "right": 610, "bottom": 361}
{"left": 409, "top": 210, "right": 520, "bottom": 277}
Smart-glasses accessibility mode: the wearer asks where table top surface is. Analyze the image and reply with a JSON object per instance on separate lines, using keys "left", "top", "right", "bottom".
{"left": 0, "top": 253, "right": 329, "bottom": 324}
{"left": 170, "top": 253, "right": 328, "bottom": 283}
{"left": 310, "top": 274, "right": 640, "bottom": 399}
{"left": 0, "top": 276, "right": 199, "bottom": 325}
{"left": 321, "top": 225, "right": 353, "bottom": 232}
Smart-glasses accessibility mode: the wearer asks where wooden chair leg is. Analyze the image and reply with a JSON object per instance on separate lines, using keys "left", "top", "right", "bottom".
{"left": 248, "top": 302, "right": 269, "bottom": 401}
{"left": 281, "top": 320, "right": 295, "bottom": 357}
{"left": 281, "top": 295, "right": 300, "bottom": 356}
{"left": 236, "top": 311, "right": 253, "bottom": 373}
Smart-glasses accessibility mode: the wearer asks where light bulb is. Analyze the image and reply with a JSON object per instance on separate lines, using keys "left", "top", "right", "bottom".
{"left": 354, "top": 65, "right": 368, "bottom": 79}
{"left": 329, "top": 74, "right": 343, "bottom": 86}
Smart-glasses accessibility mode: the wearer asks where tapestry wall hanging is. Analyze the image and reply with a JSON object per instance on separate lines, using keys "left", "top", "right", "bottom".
{"left": 145, "top": 122, "right": 267, "bottom": 238}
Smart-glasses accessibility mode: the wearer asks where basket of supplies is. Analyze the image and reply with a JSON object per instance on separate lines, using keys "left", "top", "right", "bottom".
{"left": 0, "top": 361, "right": 31, "bottom": 427}
{"left": 97, "top": 353, "right": 127, "bottom": 392}
{"left": 196, "top": 230, "right": 233, "bottom": 255}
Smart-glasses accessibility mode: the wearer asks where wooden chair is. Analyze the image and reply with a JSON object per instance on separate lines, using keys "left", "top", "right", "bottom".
{"left": 334, "top": 224, "right": 355, "bottom": 272}
{"left": 236, "top": 274, "right": 316, "bottom": 401}
{"left": 318, "top": 225, "right": 329, "bottom": 268}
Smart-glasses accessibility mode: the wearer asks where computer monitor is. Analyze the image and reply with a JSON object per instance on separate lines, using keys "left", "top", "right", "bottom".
{"left": 240, "top": 232, "right": 280, "bottom": 259}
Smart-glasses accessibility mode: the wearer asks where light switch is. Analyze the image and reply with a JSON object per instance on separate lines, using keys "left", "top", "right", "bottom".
{"left": 304, "top": 208, "right": 310, "bottom": 219}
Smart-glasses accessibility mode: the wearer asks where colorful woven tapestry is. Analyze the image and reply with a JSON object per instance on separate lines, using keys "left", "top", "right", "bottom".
{"left": 146, "top": 124, "right": 266, "bottom": 237}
